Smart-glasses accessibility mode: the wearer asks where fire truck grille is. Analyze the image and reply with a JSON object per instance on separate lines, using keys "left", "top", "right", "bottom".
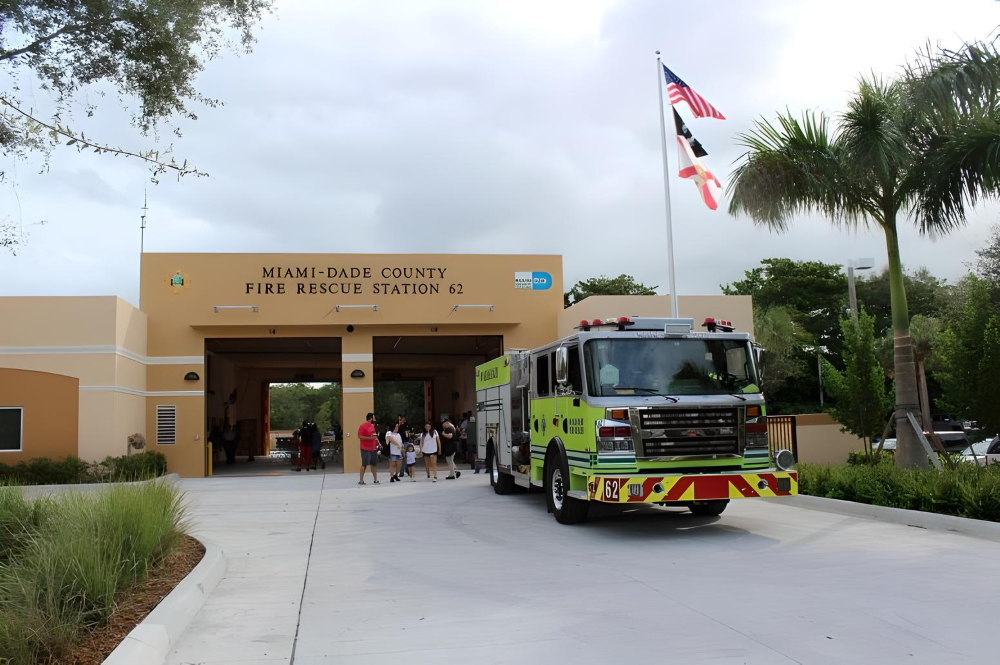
{"left": 638, "top": 408, "right": 740, "bottom": 457}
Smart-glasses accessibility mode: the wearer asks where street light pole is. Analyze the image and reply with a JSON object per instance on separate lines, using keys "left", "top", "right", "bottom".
{"left": 847, "top": 258, "right": 874, "bottom": 319}
{"left": 848, "top": 265, "right": 858, "bottom": 319}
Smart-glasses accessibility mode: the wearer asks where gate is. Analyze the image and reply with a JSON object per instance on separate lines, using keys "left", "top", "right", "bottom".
{"left": 766, "top": 415, "right": 798, "bottom": 462}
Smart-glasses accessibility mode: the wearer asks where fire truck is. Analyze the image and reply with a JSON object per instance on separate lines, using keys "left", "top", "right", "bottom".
{"left": 475, "top": 316, "right": 797, "bottom": 524}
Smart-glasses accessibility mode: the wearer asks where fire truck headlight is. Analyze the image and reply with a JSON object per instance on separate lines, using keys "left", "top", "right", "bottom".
{"left": 774, "top": 449, "right": 795, "bottom": 471}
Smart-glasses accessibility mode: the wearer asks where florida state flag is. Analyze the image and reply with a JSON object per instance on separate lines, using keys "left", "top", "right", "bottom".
{"left": 673, "top": 108, "right": 722, "bottom": 210}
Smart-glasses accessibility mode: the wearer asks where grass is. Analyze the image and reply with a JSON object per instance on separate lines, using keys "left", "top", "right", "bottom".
{"left": 0, "top": 481, "right": 187, "bottom": 664}
{"left": 798, "top": 456, "right": 1000, "bottom": 522}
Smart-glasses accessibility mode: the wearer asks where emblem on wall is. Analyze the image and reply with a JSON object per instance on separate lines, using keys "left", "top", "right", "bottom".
{"left": 168, "top": 270, "right": 189, "bottom": 293}
{"left": 514, "top": 271, "right": 552, "bottom": 291}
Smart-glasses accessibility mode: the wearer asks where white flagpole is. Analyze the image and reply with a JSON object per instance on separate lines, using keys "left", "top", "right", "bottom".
{"left": 655, "top": 51, "right": 680, "bottom": 319}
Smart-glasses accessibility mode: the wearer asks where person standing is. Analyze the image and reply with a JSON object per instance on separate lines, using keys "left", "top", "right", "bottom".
{"left": 396, "top": 414, "right": 410, "bottom": 478}
{"left": 310, "top": 422, "right": 325, "bottom": 470}
{"left": 358, "top": 413, "right": 379, "bottom": 485}
{"left": 419, "top": 422, "right": 440, "bottom": 482}
{"left": 293, "top": 428, "right": 312, "bottom": 472}
{"left": 405, "top": 443, "right": 417, "bottom": 481}
{"left": 441, "top": 417, "right": 461, "bottom": 480}
{"left": 387, "top": 423, "right": 404, "bottom": 482}
{"left": 459, "top": 412, "right": 471, "bottom": 465}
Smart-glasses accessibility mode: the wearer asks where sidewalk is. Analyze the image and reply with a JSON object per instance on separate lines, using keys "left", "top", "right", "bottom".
{"left": 167, "top": 470, "right": 484, "bottom": 664}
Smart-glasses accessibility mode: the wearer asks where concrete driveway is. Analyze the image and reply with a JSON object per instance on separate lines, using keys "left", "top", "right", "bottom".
{"left": 169, "top": 472, "right": 999, "bottom": 665}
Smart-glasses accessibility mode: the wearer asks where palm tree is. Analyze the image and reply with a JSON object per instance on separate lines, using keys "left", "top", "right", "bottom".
{"left": 728, "top": 42, "right": 1000, "bottom": 468}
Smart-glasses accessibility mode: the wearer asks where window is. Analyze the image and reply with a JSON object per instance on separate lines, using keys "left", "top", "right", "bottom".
{"left": 0, "top": 407, "right": 23, "bottom": 452}
{"left": 566, "top": 346, "right": 583, "bottom": 394}
{"left": 156, "top": 405, "right": 177, "bottom": 445}
{"left": 583, "top": 338, "right": 761, "bottom": 397}
{"left": 535, "top": 354, "right": 550, "bottom": 397}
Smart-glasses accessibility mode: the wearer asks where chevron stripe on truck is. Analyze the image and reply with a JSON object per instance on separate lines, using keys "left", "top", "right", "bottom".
{"left": 589, "top": 471, "right": 798, "bottom": 504}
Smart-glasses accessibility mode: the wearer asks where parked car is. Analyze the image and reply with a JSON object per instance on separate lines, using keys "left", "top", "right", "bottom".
{"left": 876, "top": 432, "right": 969, "bottom": 454}
{"left": 959, "top": 436, "right": 1000, "bottom": 467}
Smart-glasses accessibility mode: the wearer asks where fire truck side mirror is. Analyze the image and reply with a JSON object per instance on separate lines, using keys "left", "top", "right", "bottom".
{"left": 555, "top": 346, "right": 569, "bottom": 385}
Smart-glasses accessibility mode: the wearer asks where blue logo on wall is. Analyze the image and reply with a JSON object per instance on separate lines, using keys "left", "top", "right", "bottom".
{"left": 515, "top": 271, "right": 552, "bottom": 291}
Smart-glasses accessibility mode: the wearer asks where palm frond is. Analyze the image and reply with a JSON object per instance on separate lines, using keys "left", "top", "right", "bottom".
{"left": 905, "top": 40, "right": 1000, "bottom": 121}
{"left": 839, "top": 76, "right": 911, "bottom": 191}
{"left": 728, "top": 111, "right": 876, "bottom": 231}
{"left": 907, "top": 113, "right": 1000, "bottom": 234}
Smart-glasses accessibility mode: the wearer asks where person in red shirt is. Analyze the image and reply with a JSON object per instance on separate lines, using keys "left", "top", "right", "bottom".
{"left": 358, "top": 412, "right": 379, "bottom": 485}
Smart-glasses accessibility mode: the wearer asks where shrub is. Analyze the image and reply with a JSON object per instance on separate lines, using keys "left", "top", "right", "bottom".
{"left": 0, "top": 480, "right": 187, "bottom": 664}
{"left": 0, "top": 452, "right": 168, "bottom": 486}
{"left": 104, "top": 451, "right": 168, "bottom": 481}
{"left": 798, "top": 461, "right": 1000, "bottom": 521}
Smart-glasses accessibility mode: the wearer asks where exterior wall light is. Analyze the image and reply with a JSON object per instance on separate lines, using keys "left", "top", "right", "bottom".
{"left": 451, "top": 304, "right": 494, "bottom": 313}
{"left": 350, "top": 369, "right": 366, "bottom": 379}
{"left": 184, "top": 372, "right": 200, "bottom": 381}
{"left": 336, "top": 305, "right": 377, "bottom": 312}
{"left": 213, "top": 305, "right": 259, "bottom": 313}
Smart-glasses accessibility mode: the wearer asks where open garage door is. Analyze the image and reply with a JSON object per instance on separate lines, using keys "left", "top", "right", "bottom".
{"left": 205, "top": 337, "right": 342, "bottom": 475}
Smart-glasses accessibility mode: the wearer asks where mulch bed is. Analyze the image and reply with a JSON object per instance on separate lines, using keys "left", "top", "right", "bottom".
{"left": 67, "top": 535, "right": 205, "bottom": 665}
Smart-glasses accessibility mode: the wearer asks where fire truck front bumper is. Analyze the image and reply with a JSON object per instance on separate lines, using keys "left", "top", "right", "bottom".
{"left": 587, "top": 470, "right": 798, "bottom": 504}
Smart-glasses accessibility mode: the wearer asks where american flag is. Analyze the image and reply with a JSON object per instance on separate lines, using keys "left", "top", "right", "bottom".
{"left": 662, "top": 64, "right": 725, "bottom": 120}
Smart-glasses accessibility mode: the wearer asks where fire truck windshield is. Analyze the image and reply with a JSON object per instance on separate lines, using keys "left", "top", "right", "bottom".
{"left": 583, "top": 338, "right": 761, "bottom": 397}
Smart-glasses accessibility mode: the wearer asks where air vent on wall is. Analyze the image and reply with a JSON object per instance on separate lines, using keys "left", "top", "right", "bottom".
{"left": 156, "top": 405, "right": 177, "bottom": 445}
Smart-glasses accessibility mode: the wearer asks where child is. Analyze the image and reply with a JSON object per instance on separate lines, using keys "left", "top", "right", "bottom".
{"left": 405, "top": 444, "right": 417, "bottom": 481}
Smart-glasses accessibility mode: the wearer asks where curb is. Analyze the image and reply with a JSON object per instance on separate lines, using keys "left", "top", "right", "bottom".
{"left": 102, "top": 536, "right": 227, "bottom": 665}
{"left": 768, "top": 494, "right": 1000, "bottom": 543}
{"left": 19, "top": 473, "right": 180, "bottom": 499}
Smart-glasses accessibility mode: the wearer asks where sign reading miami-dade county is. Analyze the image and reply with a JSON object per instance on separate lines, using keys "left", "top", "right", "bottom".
{"left": 514, "top": 271, "right": 552, "bottom": 291}
{"left": 240, "top": 265, "right": 467, "bottom": 296}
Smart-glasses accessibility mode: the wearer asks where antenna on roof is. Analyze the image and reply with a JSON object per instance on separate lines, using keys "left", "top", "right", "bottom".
{"left": 140, "top": 189, "right": 148, "bottom": 253}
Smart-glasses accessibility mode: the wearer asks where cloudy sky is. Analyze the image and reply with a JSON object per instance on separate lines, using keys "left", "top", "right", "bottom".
{"left": 2, "top": 0, "right": 999, "bottom": 305}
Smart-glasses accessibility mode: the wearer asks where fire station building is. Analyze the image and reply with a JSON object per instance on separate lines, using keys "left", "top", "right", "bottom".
{"left": 0, "top": 253, "right": 752, "bottom": 476}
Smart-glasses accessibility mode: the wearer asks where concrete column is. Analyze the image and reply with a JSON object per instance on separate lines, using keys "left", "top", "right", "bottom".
{"left": 341, "top": 332, "right": 374, "bottom": 472}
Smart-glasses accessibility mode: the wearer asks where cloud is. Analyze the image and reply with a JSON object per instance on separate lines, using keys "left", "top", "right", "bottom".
{"left": 1, "top": 0, "right": 998, "bottom": 306}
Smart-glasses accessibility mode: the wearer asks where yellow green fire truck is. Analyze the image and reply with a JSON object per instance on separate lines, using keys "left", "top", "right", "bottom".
{"left": 475, "top": 316, "right": 797, "bottom": 524}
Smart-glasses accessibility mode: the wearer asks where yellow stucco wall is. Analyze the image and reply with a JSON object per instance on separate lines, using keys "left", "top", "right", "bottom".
{"left": 0, "top": 368, "right": 79, "bottom": 463}
{"left": 139, "top": 253, "right": 563, "bottom": 475}
{"left": 795, "top": 413, "right": 867, "bottom": 465}
{"left": 0, "top": 296, "right": 149, "bottom": 462}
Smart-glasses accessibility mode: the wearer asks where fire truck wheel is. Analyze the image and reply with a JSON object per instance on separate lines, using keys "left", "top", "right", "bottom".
{"left": 688, "top": 500, "right": 728, "bottom": 516}
{"left": 545, "top": 451, "right": 588, "bottom": 524}
{"left": 487, "top": 444, "right": 514, "bottom": 495}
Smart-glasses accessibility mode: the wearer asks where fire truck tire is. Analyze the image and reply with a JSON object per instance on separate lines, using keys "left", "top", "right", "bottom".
{"left": 487, "top": 443, "right": 514, "bottom": 495}
{"left": 688, "top": 500, "right": 728, "bottom": 516}
{"left": 545, "top": 451, "right": 588, "bottom": 524}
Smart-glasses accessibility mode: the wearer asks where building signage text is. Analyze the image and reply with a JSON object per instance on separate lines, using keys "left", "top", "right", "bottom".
{"left": 245, "top": 266, "right": 463, "bottom": 296}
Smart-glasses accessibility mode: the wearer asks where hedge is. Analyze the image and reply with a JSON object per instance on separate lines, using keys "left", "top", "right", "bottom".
{"left": 0, "top": 452, "right": 168, "bottom": 486}
{"left": 797, "top": 456, "right": 1000, "bottom": 522}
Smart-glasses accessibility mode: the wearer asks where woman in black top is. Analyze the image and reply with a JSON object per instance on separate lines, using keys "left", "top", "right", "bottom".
{"left": 440, "top": 417, "right": 461, "bottom": 480}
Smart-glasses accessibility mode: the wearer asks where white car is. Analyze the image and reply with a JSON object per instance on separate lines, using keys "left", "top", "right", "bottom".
{"left": 959, "top": 437, "right": 1000, "bottom": 467}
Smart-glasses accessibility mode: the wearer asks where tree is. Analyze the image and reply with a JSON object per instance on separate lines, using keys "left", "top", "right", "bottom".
{"left": 564, "top": 274, "right": 657, "bottom": 308}
{"left": 374, "top": 381, "right": 424, "bottom": 428}
{"left": 1, "top": 1, "right": 273, "bottom": 184}
{"left": 856, "top": 267, "right": 949, "bottom": 336}
{"left": 822, "top": 310, "right": 894, "bottom": 453}
{"left": 722, "top": 258, "right": 846, "bottom": 352}
{"left": 727, "top": 41, "right": 1000, "bottom": 467}
{"left": 934, "top": 275, "right": 1000, "bottom": 436}
{"left": 269, "top": 383, "right": 341, "bottom": 431}
{"left": 753, "top": 305, "right": 810, "bottom": 395}
{"left": 315, "top": 400, "right": 335, "bottom": 436}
